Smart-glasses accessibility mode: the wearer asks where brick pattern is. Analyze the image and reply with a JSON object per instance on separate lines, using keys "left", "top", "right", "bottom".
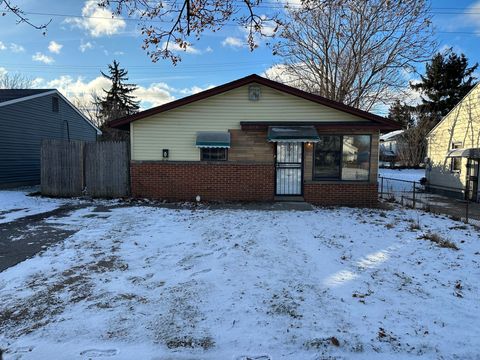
{"left": 131, "top": 161, "right": 274, "bottom": 202}
{"left": 304, "top": 182, "right": 378, "bottom": 207}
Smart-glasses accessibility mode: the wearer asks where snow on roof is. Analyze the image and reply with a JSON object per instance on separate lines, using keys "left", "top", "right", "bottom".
{"left": 380, "top": 129, "right": 405, "bottom": 141}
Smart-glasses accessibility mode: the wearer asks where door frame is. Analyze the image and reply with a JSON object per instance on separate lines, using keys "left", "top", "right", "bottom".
{"left": 274, "top": 142, "right": 304, "bottom": 196}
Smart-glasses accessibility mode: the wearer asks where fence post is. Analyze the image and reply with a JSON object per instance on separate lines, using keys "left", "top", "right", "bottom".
{"left": 381, "top": 176, "right": 384, "bottom": 199}
{"left": 412, "top": 181, "right": 416, "bottom": 209}
{"left": 465, "top": 201, "right": 469, "bottom": 224}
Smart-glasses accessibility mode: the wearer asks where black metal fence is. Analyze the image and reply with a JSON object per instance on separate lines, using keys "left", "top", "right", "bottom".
{"left": 379, "top": 176, "right": 480, "bottom": 228}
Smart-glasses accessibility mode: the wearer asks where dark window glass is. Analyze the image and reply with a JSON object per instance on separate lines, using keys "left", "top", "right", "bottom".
{"left": 342, "top": 135, "right": 371, "bottom": 181}
{"left": 313, "top": 136, "right": 342, "bottom": 179}
{"left": 451, "top": 142, "right": 462, "bottom": 172}
{"left": 52, "top": 97, "right": 59, "bottom": 112}
{"left": 201, "top": 148, "right": 227, "bottom": 161}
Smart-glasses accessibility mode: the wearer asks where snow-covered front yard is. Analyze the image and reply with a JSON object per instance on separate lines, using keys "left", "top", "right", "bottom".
{"left": 0, "top": 193, "right": 479, "bottom": 359}
{"left": 378, "top": 168, "right": 426, "bottom": 182}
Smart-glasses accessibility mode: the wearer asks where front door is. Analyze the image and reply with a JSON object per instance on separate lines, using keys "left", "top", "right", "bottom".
{"left": 466, "top": 158, "right": 479, "bottom": 202}
{"left": 275, "top": 142, "right": 303, "bottom": 196}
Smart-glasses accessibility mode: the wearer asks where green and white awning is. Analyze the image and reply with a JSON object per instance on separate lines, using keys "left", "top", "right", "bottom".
{"left": 267, "top": 126, "right": 320, "bottom": 143}
{"left": 196, "top": 131, "right": 231, "bottom": 148}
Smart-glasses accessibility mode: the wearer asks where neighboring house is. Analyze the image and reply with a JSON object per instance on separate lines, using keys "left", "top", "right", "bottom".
{"left": 110, "top": 74, "right": 400, "bottom": 206}
{"left": 379, "top": 129, "right": 405, "bottom": 166}
{"left": 0, "top": 89, "right": 101, "bottom": 187}
{"left": 426, "top": 83, "right": 480, "bottom": 202}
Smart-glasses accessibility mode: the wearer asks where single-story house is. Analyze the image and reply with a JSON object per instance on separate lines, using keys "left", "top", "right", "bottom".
{"left": 0, "top": 89, "right": 101, "bottom": 187}
{"left": 110, "top": 74, "right": 400, "bottom": 206}
{"left": 426, "top": 83, "right": 480, "bottom": 202}
{"left": 379, "top": 130, "right": 405, "bottom": 166}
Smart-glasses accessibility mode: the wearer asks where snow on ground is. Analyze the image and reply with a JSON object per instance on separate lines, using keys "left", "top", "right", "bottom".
{"left": 0, "top": 203, "right": 479, "bottom": 359}
{"left": 0, "top": 188, "right": 68, "bottom": 224}
{"left": 379, "top": 168, "right": 426, "bottom": 182}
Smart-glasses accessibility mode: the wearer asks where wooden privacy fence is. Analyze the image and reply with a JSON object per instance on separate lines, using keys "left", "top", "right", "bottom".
{"left": 41, "top": 139, "right": 129, "bottom": 197}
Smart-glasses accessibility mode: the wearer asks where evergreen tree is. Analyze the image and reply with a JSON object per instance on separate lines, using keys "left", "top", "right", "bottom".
{"left": 411, "top": 50, "right": 478, "bottom": 126}
{"left": 387, "top": 100, "right": 415, "bottom": 129}
{"left": 98, "top": 60, "right": 139, "bottom": 122}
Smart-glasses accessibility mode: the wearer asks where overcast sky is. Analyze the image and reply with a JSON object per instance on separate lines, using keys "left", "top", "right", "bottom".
{"left": 1, "top": 0, "right": 480, "bottom": 113}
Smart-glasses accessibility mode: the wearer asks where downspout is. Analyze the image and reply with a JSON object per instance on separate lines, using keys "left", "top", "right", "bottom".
{"left": 59, "top": 98, "right": 70, "bottom": 141}
{"left": 64, "top": 118, "right": 70, "bottom": 141}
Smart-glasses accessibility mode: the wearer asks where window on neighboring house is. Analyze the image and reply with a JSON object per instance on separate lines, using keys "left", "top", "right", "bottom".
{"left": 313, "top": 135, "right": 371, "bottom": 181}
{"left": 52, "top": 97, "right": 59, "bottom": 112}
{"left": 200, "top": 148, "right": 228, "bottom": 161}
{"left": 451, "top": 142, "right": 463, "bottom": 172}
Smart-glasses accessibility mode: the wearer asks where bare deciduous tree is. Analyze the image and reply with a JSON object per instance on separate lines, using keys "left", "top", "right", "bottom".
{"left": 72, "top": 91, "right": 103, "bottom": 127}
{"left": 271, "top": 0, "right": 436, "bottom": 111}
{"left": 0, "top": 72, "right": 33, "bottom": 89}
{"left": 396, "top": 119, "right": 430, "bottom": 167}
{"left": 396, "top": 129, "right": 426, "bottom": 167}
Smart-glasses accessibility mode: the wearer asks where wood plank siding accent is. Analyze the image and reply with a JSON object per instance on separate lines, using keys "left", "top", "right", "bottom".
{"left": 228, "top": 130, "right": 274, "bottom": 163}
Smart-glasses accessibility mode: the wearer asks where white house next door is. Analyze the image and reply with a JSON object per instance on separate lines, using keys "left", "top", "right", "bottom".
{"left": 275, "top": 142, "right": 303, "bottom": 196}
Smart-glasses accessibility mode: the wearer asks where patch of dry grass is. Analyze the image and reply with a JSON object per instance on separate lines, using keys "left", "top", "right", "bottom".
{"left": 408, "top": 218, "right": 421, "bottom": 231}
{"left": 419, "top": 232, "right": 459, "bottom": 250}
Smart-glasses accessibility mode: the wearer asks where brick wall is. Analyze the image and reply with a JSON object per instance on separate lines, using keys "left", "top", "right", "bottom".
{"left": 131, "top": 161, "right": 274, "bottom": 202}
{"left": 304, "top": 182, "right": 378, "bottom": 207}
{"left": 131, "top": 161, "right": 378, "bottom": 207}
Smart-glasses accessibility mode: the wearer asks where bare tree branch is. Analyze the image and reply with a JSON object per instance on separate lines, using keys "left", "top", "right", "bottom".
{"left": 0, "top": 0, "right": 51, "bottom": 33}
{"left": 100, "top": 0, "right": 281, "bottom": 64}
{"left": 0, "top": 72, "right": 33, "bottom": 89}
{"left": 270, "top": 0, "right": 436, "bottom": 111}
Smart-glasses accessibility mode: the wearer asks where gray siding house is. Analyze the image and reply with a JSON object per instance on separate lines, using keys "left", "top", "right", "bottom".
{"left": 0, "top": 89, "right": 100, "bottom": 187}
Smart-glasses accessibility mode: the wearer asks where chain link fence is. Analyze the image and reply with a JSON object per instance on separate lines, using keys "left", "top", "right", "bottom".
{"left": 378, "top": 176, "right": 480, "bottom": 228}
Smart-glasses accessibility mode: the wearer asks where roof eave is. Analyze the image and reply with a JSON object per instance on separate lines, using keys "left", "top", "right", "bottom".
{"left": 109, "top": 74, "right": 401, "bottom": 129}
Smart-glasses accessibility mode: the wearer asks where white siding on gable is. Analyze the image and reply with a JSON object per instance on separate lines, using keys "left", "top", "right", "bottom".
{"left": 132, "top": 83, "right": 371, "bottom": 161}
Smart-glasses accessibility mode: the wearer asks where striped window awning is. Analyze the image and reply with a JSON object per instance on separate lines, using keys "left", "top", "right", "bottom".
{"left": 447, "top": 148, "right": 480, "bottom": 158}
{"left": 267, "top": 126, "right": 320, "bottom": 143}
{"left": 195, "top": 131, "right": 231, "bottom": 148}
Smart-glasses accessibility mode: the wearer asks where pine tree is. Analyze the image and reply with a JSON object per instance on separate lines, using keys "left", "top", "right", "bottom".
{"left": 98, "top": 60, "right": 139, "bottom": 122}
{"left": 387, "top": 100, "right": 415, "bottom": 129}
{"left": 411, "top": 50, "right": 478, "bottom": 127}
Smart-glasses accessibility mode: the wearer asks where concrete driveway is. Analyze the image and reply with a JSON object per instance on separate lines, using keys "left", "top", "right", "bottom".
{"left": 0, "top": 204, "right": 90, "bottom": 272}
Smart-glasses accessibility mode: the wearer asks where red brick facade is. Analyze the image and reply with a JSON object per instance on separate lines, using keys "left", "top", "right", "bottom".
{"left": 131, "top": 161, "right": 275, "bottom": 202}
{"left": 304, "top": 182, "right": 378, "bottom": 207}
{"left": 131, "top": 161, "right": 378, "bottom": 207}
